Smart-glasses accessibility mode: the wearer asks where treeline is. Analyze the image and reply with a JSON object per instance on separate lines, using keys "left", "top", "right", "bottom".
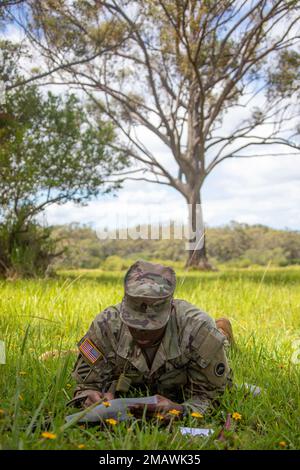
{"left": 51, "top": 221, "right": 300, "bottom": 269}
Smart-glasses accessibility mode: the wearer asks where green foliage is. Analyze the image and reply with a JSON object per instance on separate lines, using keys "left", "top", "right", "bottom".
{"left": 101, "top": 255, "right": 129, "bottom": 271}
{"left": 0, "top": 268, "right": 300, "bottom": 449}
{"left": 6, "top": 2, "right": 300, "bottom": 270}
{"left": 207, "top": 222, "right": 300, "bottom": 267}
{"left": 0, "top": 40, "right": 25, "bottom": 89}
{"left": 0, "top": 85, "right": 125, "bottom": 209}
{"left": 51, "top": 222, "right": 300, "bottom": 270}
{"left": 0, "top": 220, "right": 56, "bottom": 278}
{"left": 29, "top": 1, "right": 128, "bottom": 62}
{"left": 268, "top": 49, "right": 300, "bottom": 99}
{"left": 0, "top": 72, "right": 128, "bottom": 277}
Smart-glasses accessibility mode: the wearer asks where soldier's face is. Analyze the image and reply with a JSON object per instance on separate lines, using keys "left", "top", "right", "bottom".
{"left": 128, "top": 325, "right": 166, "bottom": 348}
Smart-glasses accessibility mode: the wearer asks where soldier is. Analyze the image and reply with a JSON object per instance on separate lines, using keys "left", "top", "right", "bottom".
{"left": 71, "top": 260, "right": 234, "bottom": 417}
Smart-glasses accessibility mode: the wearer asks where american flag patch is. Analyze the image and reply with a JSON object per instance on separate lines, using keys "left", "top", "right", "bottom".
{"left": 79, "top": 338, "right": 102, "bottom": 364}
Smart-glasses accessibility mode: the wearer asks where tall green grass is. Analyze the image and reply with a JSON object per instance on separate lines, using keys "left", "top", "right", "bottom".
{"left": 0, "top": 268, "right": 299, "bottom": 450}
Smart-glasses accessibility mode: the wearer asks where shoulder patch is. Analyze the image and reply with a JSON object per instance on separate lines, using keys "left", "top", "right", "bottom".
{"left": 79, "top": 338, "right": 103, "bottom": 364}
{"left": 192, "top": 326, "right": 225, "bottom": 368}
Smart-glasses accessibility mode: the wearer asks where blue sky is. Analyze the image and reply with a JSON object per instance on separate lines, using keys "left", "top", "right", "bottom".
{"left": 2, "top": 22, "right": 300, "bottom": 232}
{"left": 43, "top": 150, "right": 300, "bottom": 231}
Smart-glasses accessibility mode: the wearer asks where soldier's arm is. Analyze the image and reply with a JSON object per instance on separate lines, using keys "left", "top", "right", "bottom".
{"left": 71, "top": 307, "right": 118, "bottom": 398}
{"left": 182, "top": 325, "right": 233, "bottom": 415}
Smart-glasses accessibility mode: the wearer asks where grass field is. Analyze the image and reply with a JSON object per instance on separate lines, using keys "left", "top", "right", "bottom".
{"left": 0, "top": 267, "right": 300, "bottom": 450}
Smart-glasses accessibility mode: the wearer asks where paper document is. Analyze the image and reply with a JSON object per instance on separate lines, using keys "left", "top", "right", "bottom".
{"left": 179, "top": 427, "right": 214, "bottom": 437}
{"left": 66, "top": 395, "right": 158, "bottom": 424}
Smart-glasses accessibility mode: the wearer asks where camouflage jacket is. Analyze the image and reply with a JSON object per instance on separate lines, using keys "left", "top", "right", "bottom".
{"left": 72, "top": 299, "right": 233, "bottom": 414}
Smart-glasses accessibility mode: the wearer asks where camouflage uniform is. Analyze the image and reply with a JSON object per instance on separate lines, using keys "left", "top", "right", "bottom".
{"left": 72, "top": 261, "right": 233, "bottom": 415}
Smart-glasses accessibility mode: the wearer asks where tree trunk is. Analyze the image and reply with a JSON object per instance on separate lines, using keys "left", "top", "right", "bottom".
{"left": 185, "top": 191, "right": 216, "bottom": 270}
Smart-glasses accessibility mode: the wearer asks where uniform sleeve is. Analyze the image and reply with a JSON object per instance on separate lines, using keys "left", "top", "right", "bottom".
{"left": 182, "top": 324, "right": 233, "bottom": 415}
{"left": 71, "top": 307, "right": 119, "bottom": 397}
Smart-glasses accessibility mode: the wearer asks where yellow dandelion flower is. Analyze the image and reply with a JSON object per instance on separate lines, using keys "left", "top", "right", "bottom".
{"left": 279, "top": 441, "right": 287, "bottom": 448}
{"left": 168, "top": 408, "right": 181, "bottom": 416}
{"left": 232, "top": 412, "right": 242, "bottom": 421}
{"left": 191, "top": 412, "right": 203, "bottom": 418}
{"left": 105, "top": 418, "right": 117, "bottom": 426}
{"left": 41, "top": 432, "right": 57, "bottom": 440}
{"left": 155, "top": 413, "right": 165, "bottom": 421}
{"left": 102, "top": 401, "right": 111, "bottom": 407}
{"left": 78, "top": 444, "right": 85, "bottom": 449}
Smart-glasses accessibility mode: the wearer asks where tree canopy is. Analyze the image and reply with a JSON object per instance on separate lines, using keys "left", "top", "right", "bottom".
{"left": 0, "top": 45, "right": 129, "bottom": 276}
{"left": 51, "top": 221, "right": 300, "bottom": 270}
{"left": 2, "top": 0, "right": 300, "bottom": 269}
{"left": 0, "top": 85, "right": 126, "bottom": 217}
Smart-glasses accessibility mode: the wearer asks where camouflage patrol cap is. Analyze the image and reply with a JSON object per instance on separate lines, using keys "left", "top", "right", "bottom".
{"left": 120, "top": 260, "right": 176, "bottom": 330}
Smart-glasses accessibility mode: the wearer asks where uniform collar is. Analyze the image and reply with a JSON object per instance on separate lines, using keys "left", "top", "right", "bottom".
{"left": 116, "top": 306, "right": 181, "bottom": 375}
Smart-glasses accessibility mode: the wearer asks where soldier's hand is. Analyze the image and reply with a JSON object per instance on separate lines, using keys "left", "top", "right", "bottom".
{"left": 128, "top": 394, "right": 183, "bottom": 418}
{"left": 75, "top": 390, "right": 114, "bottom": 408}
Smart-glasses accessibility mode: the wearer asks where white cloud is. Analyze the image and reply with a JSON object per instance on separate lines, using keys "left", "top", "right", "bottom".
{"left": 3, "top": 21, "right": 300, "bottom": 232}
{"left": 202, "top": 153, "right": 300, "bottom": 229}
{"left": 42, "top": 151, "right": 300, "bottom": 231}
